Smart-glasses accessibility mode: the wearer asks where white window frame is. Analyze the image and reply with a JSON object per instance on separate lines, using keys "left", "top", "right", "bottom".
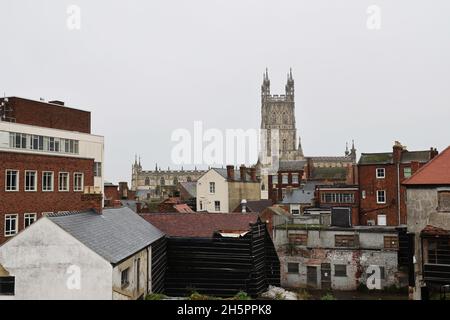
{"left": 376, "top": 168, "right": 386, "bottom": 179}
{"left": 272, "top": 175, "right": 278, "bottom": 185}
{"left": 377, "top": 214, "right": 387, "bottom": 226}
{"left": 292, "top": 174, "right": 299, "bottom": 184}
{"left": 282, "top": 174, "right": 289, "bottom": 184}
{"left": 404, "top": 167, "right": 412, "bottom": 178}
{"left": 214, "top": 201, "right": 220, "bottom": 211}
{"left": 5, "top": 170, "right": 19, "bottom": 192}
{"left": 42, "top": 171, "right": 54, "bottom": 192}
{"left": 73, "top": 172, "right": 84, "bottom": 192}
{"left": 377, "top": 190, "right": 386, "bottom": 204}
{"left": 4, "top": 214, "right": 18, "bottom": 237}
{"left": 94, "top": 162, "right": 102, "bottom": 177}
{"left": 209, "top": 182, "right": 215, "bottom": 194}
{"left": 24, "top": 213, "right": 37, "bottom": 228}
{"left": 58, "top": 172, "right": 70, "bottom": 192}
{"left": 24, "top": 170, "right": 37, "bottom": 192}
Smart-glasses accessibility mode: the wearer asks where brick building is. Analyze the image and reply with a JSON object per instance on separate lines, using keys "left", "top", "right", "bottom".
{"left": 358, "top": 141, "right": 438, "bottom": 226}
{"left": 0, "top": 97, "right": 104, "bottom": 244}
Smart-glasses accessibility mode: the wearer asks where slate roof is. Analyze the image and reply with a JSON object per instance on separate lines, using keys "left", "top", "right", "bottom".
{"left": 179, "top": 181, "right": 197, "bottom": 198}
{"left": 279, "top": 160, "right": 306, "bottom": 171}
{"left": 404, "top": 146, "right": 450, "bottom": 185}
{"left": 282, "top": 182, "right": 317, "bottom": 204}
{"left": 47, "top": 207, "right": 165, "bottom": 264}
{"left": 310, "top": 167, "right": 347, "bottom": 181}
{"left": 359, "top": 150, "right": 432, "bottom": 165}
{"left": 233, "top": 199, "right": 273, "bottom": 212}
{"left": 212, "top": 168, "right": 254, "bottom": 182}
{"left": 140, "top": 213, "right": 260, "bottom": 238}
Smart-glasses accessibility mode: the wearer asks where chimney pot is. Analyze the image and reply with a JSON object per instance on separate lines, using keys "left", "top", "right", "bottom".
{"left": 240, "top": 165, "right": 246, "bottom": 182}
{"left": 226, "top": 165, "right": 235, "bottom": 180}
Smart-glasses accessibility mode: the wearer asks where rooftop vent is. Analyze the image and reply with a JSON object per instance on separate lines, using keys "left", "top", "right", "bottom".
{"left": 49, "top": 100, "right": 65, "bottom": 106}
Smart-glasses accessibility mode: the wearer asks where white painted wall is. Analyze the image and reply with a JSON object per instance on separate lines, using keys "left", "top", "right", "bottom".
{"left": 0, "top": 121, "right": 104, "bottom": 193}
{"left": 196, "top": 170, "right": 229, "bottom": 212}
{"left": 0, "top": 218, "right": 113, "bottom": 300}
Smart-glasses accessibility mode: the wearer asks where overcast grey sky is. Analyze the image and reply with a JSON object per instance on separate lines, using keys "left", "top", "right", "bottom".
{"left": 1, "top": 0, "right": 449, "bottom": 184}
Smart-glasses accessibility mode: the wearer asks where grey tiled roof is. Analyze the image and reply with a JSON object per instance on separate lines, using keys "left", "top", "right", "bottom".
{"left": 48, "top": 207, "right": 165, "bottom": 265}
{"left": 213, "top": 168, "right": 253, "bottom": 182}
{"left": 279, "top": 160, "right": 306, "bottom": 171}
{"left": 179, "top": 181, "right": 197, "bottom": 198}
{"left": 359, "top": 150, "right": 432, "bottom": 165}
{"left": 282, "top": 182, "right": 317, "bottom": 204}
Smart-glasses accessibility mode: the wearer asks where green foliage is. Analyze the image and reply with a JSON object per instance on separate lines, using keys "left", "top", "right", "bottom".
{"left": 321, "top": 293, "right": 337, "bottom": 300}
{"left": 233, "top": 291, "right": 252, "bottom": 300}
{"left": 145, "top": 293, "right": 167, "bottom": 300}
{"left": 296, "top": 289, "right": 311, "bottom": 300}
{"left": 189, "top": 291, "right": 213, "bottom": 300}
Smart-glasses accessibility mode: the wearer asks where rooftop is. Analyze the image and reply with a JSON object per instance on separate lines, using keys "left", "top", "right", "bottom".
{"left": 359, "top": 150, "right": 433, "bottom": 165}
{"left": 140, "top": 212, "right": 260, "bottom": 238}
{"left": 47, "top": 207, "right": 164, "bottom": 264}
{"left": 404, "top": 146, "right": 450, "bottom": 185}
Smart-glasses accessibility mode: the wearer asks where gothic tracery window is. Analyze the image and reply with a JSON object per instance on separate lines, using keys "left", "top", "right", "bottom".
{"left": 282, "top": 139, "right": 287, "bottom": 151}
{"left": 160, "top": 177, "right": 165, "bottom": 186}
{"left": 145, "top": 177, "right": 150, "bottom": 186}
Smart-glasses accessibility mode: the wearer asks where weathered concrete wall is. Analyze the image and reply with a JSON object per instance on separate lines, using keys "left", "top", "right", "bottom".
{"left": 0, "top": 218, "right": 112, "bottom": 300}
{"left": 112, "top": 248, "right": 149, "bottom": 300}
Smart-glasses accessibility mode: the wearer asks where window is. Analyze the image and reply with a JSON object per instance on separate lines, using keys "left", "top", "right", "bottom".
{"left": 25, "top": 171, "right": 37, "bottom": 191}
{"left": 5, "top": 170, "right": 19, "bottom": 191}
{"left": 94, "top": 162, "right": 102, "bottom": 177}
{"left": 334, "top": 264, "right": 347, "bottom": 277}
{"left": 384, "top": 236, "right": 399, "bottom": 250}
{"left": 209, "top": 182, "right": 215, "bottom": 194}
{"left": 199, "top": 201, "right": 203, "bottom": 211}
{"left": 214, "top": 201, "right": 221, "bottom": 211}
{"left": 74, "top": 173, "right": 84, "bottom": 192}
{"left": 427, "top": 239, "right": 450, "bottom": 265}
{"left": 376, "top": 168, "right": 386, "bottom": 179}
{"left": 321, "top": 193, "right": 355, "bottom": 204}
{"left": 292, "top": 174, "right": 299, "bottom": 184}
{"left": 145, "top": 177, "right": 150, "bottom": 186}
{"left": 5, "top": 214, "right": 18, "bottom": 237}
{"left": 335, "top": 235, "right": 359, "bottom": 248}
{"left": 287, "top": 263, "right": 299, "bottom": 274}
{"left": 42, "top": 172, "right": 54, "bottom": 191}
{"left": 362, "top": 190, "right": 366, "bottom": 200}
{"left": 121, "top": 268, "right": 129, "bottom": 288}
{"left": 289, "top": 234, "right": 307, "bottom": 245}
{"left": 24, "top": 213, "right": 37, "bottom": 228}
{"left": 282, "top": 175, "right": 288, "bottom": 184}
{"left": 272, "top": 175, "right": 278, "bottom": 184}
{"left": 403, "top": 167, "right": 412, "bottom": 178}
{"left": 59, "top": 172, "right": 69, "bottom": 191}
{"left": 376, "top": 190, "right": 386, "bottom": 204}
{"left": 377, "top": 214, "right": 387, "bottom": 226}
{"left": 9, "top": 132, "right": 78, "bottom": 154}
{"left": 0, "top": 276, "right": 15, "bottom": 296}
{"left": 438, "top": 191, "right": 450, "bottom": 212}
{"left": 291, "top": 209, "right": 300, "bottom": 215}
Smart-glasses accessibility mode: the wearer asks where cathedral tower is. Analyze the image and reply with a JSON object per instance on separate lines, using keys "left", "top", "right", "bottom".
{"left": 260, "top": 69, "right": 302, "bottom": 160}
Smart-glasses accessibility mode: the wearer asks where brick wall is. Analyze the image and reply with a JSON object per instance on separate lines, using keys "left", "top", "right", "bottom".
{"left": 0, "top": 151, "right": 97, "bottom": 244}
{"left": 6, "top": 97, "right": 91, "bottom": 133}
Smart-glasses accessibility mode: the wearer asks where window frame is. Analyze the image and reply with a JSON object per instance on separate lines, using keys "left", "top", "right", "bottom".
{"left": 287, "top": 263, "right": 299, "bottom": 274}
{"left": 24, "top": 213, "right": 37, "bottom": 228}
{"left": 403, "top": 167, "right": 412, "bottom": 178}
{"left": 58, "top": 172, "right": 70, "bottom": 192}
{"left": 24, "top": 170, "right": 37, "bottom": 192}
{"left": 94, "top": 162, "right": 102, "bottom": 177}
{"left": 209, "top": 182, "right": 216, "bottom": 194}
{"left": 42, "top": 171, "right": 54, "bottom": 192}
{"left": 73, "top": 172, "right": 84, "bottom": 192}
{"left": 334, "top": 264, "right": 347, "bottom": 277}
{"left": 376, "top": 168, "right": 386, "bottom": 179}
{"left": 0, "top": 276, "right": 15, "bottom": 296}
{"left": 4, "top": 214, "right": 19, "bottom": 237}
{"left": 376, "top": 190, "right": 386, "bottom": 204}
{"left": 5, "top": 169, "right": 19, "bottom": 192}
{"left": 121, "top": 268, "right": 130, "bottom": 288}
{"left": 214, "top": 200, "right": 221, "bottom": 212}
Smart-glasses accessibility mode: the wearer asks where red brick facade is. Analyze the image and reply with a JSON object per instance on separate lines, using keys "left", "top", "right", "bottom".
{"left": 0, "top": 151, "right": 97, "bottom": 244}
{"left": 268, "top": 170, "right": 304, "bottom": 203}
{"left": 3, "top": 97, "right": 91, "bottom": 134}
{"left": 316, "top": 186, "right": 360, "bottom": 226}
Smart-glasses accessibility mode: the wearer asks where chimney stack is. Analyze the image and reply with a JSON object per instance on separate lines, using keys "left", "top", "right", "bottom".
{"left": 411, "top": 161, "right": 420, "bottom": 175}
{"left": 226, "top": 165, "right": 235, "bottom": 180}
{"left": 240, "top": 165, "right": 246, "bottom": 182}
{"left": 250, "top": 167, "right": 257, "bottom": 182}
{"left": 430, "top": 147, "right": 439, "bottom": 159}
{"left": 393, "top": 141, "right": 404, "bottom": 164}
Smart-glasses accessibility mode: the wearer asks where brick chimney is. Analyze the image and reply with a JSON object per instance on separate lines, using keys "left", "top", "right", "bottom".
{"left": 250, "top": 167, "right": 257, "bottom": 182}
{"left": 240, "top": 165, "right": 246, "bottom": 182}
{"left": 81, "top": 193, "right": 103, "bottom": 214}
{"left": 118, "top": 181, "right": 129, "bottom": 199}
{"left": 411, "top": 161, "right": 420, "bottom": 175}
{"left": 430, "top": 147, "right": 439, "bottom": 160}
{"left": 226, "top": 165, "right": 235, "bottom": 180}
{"left": 393, "top": 141, "right": 404, "bottom": 164}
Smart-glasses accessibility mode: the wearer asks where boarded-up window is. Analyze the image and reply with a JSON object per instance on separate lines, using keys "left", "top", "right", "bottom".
{"left": 287, "top": 263, "right": 299, "bottom": 273}
{"left": 438, "top": 191, "right": 450, "bottom": 211}
{"left": 334, "top": 264, "right": 347, "bottom": 277}
{"left": 0, "top": 276, "right": 15, "bottom": 296}
{"left": 384, "top": 236, "right": 399, "bottom": 250}
{"left": 289, "top": 234, "right": 308, "bottom": 246}
{"left": 335, "top": 234, "right": 359, "bottom": 248}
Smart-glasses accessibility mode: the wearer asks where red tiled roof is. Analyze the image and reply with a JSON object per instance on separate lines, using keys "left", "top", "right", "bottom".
{"left": 403, "top": 146, "right": 450, "bottom": 185}
{"left": 140, "top": 213, "right": 260, "bottom": 238}
{"left": 173, "top": 204, "right": 195, "bottom": 213}
{"left": 421, "top": 225, "right": 450, "bottom": 237}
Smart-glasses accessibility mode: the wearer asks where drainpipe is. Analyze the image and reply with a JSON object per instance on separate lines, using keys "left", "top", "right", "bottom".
{"left": 397, "top": 163, "right": 401, "bottom": 225}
